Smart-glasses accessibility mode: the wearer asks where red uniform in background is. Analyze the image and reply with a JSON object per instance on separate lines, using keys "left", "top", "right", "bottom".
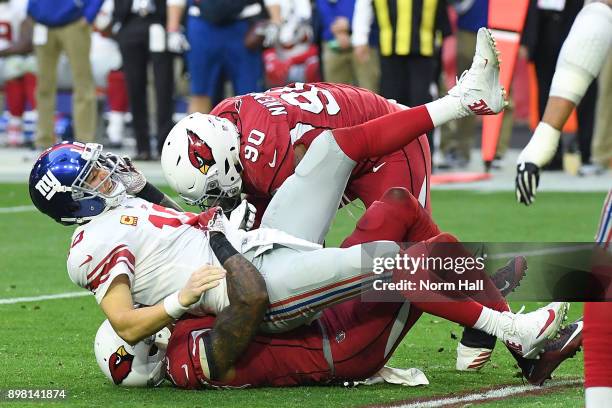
{"left": 210, "top": 82, "right": 431, "bottom": 216}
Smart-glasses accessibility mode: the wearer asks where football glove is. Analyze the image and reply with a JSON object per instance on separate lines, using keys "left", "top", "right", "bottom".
{"left": 515, "top": 162, "right": 540, "bottom": 206}
{"left": 104, "top": 153, "right": 147, "bottom": 195}
{"left": 229, "top": 200, "right": 256, "bottom": 231}
{"left": 197, "top": 207, "right": 228, "bottom": 235}
{"left": 167, "top": 30, "right": 190, "bottom": 53}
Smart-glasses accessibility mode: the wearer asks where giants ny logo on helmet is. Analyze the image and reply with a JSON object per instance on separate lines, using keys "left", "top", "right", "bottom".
{"left": 186, "top": 129, "right": 215, "bottom": 175}
{"left": 34, "top": 170, "right": 66, "bottom": 200}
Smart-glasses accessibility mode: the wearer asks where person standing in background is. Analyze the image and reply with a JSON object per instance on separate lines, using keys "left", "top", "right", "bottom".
{"left": 352, "top": 0, "right": 451, "bottom": 155}
{"left": 27, "top": 0, "right": 102, "bottom": 150}
{"left": 522, "top": 0, "right": 599, "bottom": 174}
{"left": 316, "top": 0, "right": 380, "bottom": 92}
{"left": 167, "top": 0, "right": 266, "bottom": 115}
{"left": 0, "top": 0, "right": 36, "bottom": 148}
{"left": 113, "top": 0, "right": 176, "bottom": 161}
{"left": 440, "top": 0, "right": 517, "bottom": 169}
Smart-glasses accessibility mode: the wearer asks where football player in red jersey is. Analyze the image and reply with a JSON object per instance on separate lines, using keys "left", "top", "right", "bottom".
{"left": 162, "top": 80, "right": 432, "bottom": 221}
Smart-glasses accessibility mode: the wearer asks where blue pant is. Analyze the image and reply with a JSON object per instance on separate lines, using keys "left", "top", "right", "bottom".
{"left": 187, "top": 17, "right": 263, "bottom": 98}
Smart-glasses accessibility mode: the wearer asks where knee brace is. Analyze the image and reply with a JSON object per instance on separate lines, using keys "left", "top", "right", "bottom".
{"left": 550, "top": 2, "right": 612, "bottom": 104}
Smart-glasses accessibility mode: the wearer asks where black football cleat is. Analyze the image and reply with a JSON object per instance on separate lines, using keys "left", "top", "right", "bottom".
{"left": 515, "top": 318, "right": 583, "bottom": 386}
{"left": 490, "top": 256, "right": 528, "bottom": 297}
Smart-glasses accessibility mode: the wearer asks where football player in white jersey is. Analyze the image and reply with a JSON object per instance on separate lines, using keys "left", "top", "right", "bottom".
{"left": 0, "top": 0, "right": 36, "bottom": 146}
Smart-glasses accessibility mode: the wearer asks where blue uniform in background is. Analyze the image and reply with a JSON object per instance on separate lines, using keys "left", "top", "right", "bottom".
{"left": 186, "top": 0, "right": 264, "bottom": 98}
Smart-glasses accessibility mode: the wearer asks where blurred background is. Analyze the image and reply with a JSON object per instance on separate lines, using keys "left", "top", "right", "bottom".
{"left": 0, "top": 0, "right": 609, "bottom": 183}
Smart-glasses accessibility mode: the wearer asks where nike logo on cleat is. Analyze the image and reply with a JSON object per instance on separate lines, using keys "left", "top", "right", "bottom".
{"left": 468, "top": 99, "right": 495, "bottom": 115}
{"left": 537, "top": 309, "right": 556, "bottom": 338}
{"left": 500, "top": 280, "right": 511, "bottom": 292}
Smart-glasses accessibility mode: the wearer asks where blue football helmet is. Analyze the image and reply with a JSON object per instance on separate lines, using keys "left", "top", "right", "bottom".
{"left": 29, "top": 141, "right": 127, "bottom": 225}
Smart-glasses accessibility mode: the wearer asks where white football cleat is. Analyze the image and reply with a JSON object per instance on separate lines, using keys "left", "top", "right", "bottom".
{"left": 501, "top": 302, "right": 570, "bottom": 359}
{"left": 456, "top": 343, "right": 493, "bottom": 371}
{"left": 449, "top": 27, "right": 507, "bottom": 116}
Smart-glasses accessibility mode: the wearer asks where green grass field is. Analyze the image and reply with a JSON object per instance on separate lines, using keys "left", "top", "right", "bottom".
{"left": 0, "top": 183, "right": 605, "bottom": 407}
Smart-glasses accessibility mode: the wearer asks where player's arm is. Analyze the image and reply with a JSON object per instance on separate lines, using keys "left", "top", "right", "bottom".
{"left": 100, "top": 267, "right": 226, "bottom": 345}
{"left": 104, "top": 152, "right": 184, "bottom": 211}
{"left": 203, "top": 232, "right": 269, "bottom": 381}
{"left": 135, "top": 182, "right": 184, "bottom": 212}
{"left": 0, "top": 17, "right": 33, "bottom": 57}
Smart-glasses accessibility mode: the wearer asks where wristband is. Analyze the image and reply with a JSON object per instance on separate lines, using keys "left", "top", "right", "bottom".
{"left": 209, "top": 232, "right": 239, "bottom": 265}
{"left": 163, "top": 291, "right": 189, "bottom": 319}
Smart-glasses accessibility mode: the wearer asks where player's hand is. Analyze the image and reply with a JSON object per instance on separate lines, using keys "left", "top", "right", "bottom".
{"left": 104, "top": 153, "right": 147, "bottom": 194}
{"left": 167, "top": 30, "right": 190, "bottom": 53}
{"left": 178, "top": 265, "right": 226, "bottom": 307}
{"left": 229, "top": 200, "right": 256, "bottom": 231}
{"left": 197, "top": 207, "right": 229, "bottom": 235}
{"left": 515, "top": 162, "right": 540, "bottom": 206}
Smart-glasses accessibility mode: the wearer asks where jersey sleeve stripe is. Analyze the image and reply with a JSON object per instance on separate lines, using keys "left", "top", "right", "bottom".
{"left": 87, "top": 249, "right": 136, "bottom": 292}
{"left": 86, "top": 244, "right": 128, "bottom": 280}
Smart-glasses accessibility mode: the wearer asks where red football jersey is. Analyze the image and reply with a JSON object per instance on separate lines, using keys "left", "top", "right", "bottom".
{"left": 164, "top": 300, "right": 422, "bottom": 389}
{"left": 210, "top": 82, "right": 409, "bottom": 198}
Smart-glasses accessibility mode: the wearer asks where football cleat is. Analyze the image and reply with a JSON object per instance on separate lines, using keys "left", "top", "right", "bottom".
{"left": 490, "top": 256, "right": 528, "bottom": 298}
{"left": 514, "top": 318, "right": 583, "bottom": 385}
{"left": 456, "top": 257, "right": 528, "bottom": 371}
{"left": 501, "top": 302, "right": 570, "bottom": 359}
{"left": 456, "top": 343, "right": 493, "bottom": 371}
{"left": 448, "top": 27, "right": 507, "bottom": 116}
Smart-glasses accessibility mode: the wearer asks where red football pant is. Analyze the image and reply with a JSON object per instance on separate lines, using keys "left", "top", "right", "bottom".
{"left": 585, "top": 302, "right": 612, "bottom": 388}
{"left": 343, "top": 187, "right": 509, "bottom": 328}
{"left": 4, "top": 73, "right": 36, "bottom": 117}
{"left": 106, "top": 70, "right": 129, "bottom": 112}
{"left": 333, "top": 105, "right": 434, "bottom": 163}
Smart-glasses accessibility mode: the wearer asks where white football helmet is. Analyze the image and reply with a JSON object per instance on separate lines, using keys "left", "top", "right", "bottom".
{"left": 94, "top": 320, "right": 170, "bottom": 387}
{"left": 161, "top": 113, "right": 243, "bottom": 211}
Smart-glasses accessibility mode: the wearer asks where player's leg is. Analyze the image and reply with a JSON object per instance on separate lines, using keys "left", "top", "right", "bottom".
{"left": 257, "top": 241, "right": 401, "bottom": 333}
{"left": 334, "top": 28, "right": 505, "bottom": 164}
{"left": 585, "top": 189, "right": 612, "bottom": 407}
{"left": 259, "top": 186, "right": 433, "bottom": 331}
{"left": 260, "top": 130, "right": 357, "bottom": 243}
{"left": 345, "top": 136, "right": 431, "bottom": 213}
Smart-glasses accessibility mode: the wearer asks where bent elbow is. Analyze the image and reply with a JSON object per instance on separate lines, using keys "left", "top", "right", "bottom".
{"left": 116, "top": 329, "right": 140, "bottom": 346}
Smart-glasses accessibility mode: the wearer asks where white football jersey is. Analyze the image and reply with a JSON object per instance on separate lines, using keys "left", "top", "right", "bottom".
{"left": 67, "top": 197, "right": 320, "bottom": 315}
{"left": 0, "top": 0, "right": 28, "bottom": 51}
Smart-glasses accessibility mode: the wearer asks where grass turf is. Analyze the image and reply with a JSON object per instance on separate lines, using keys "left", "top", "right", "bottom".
{"left": 0, "top": 183, "right": 605, "bottom": 407}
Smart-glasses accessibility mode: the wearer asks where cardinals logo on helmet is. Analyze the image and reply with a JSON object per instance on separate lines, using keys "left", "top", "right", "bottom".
{"left": 186, "top": 129, "right": 215, "bottom": 175}
{"left": 108, "top": 345, "right": 134, "bottom": 385}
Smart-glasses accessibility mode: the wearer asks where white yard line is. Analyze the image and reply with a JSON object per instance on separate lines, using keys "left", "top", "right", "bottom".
{"left": 388, "top": 379, "right": 582, "bottom": 408}
{"left": 0, "top": 291, "right": 91, "bottom": 304}
{"left": 488, "top": 244, "right": 593, "bottom": 260}
{"left": 0, "top": 205, "right": 36, "bottom": 213}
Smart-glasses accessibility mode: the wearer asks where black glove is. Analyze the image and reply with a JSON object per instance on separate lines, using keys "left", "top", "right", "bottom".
{"left": 515, "top": 162, "right": 540, "bottom": 206}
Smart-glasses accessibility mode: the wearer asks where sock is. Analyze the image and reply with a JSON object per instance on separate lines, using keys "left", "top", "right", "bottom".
{"left": 586, "top": 387, "right": 612, "bottom": 408}
{"left": 333, "top": 105, "right": 434, "bottom": 162}
{"left": 425, "top": 94, "right": 469, "bottom": 127}
{"left": 472, "top": 307, "right": 507, "bottom": 339}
